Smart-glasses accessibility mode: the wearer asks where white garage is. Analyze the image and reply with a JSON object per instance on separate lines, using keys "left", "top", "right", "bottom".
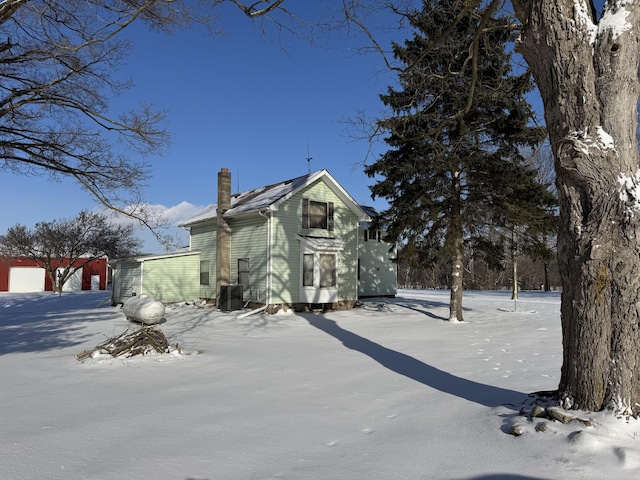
{"left": 9, "top": 267, "right": 45, "bottom": 292}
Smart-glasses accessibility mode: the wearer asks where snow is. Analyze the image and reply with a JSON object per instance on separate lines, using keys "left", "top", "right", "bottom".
{"left": 573, "top": 0, "right": 634, "bottom": 45}
{"left": 595, "top": 126, "right": 615, "bottom": 150}
{"left": 566, "top": 127, "right": 616, "bottom": 156}
{"left": 122, "top": 294, "right": 165, "bottom": 324}
{"left": 599, "top": 1, "right": 635, "bottom": 40}
{"left": 179, "top": 171, "right": 319, "bottom": 227}
{"left": 618, "top": 170, "right": 640, "bottom": 215}
{"left": 3, "top": 289, "right": 640, "bottom": 479}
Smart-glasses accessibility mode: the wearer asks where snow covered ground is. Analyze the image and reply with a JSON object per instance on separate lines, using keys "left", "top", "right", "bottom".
{"left": 2, "top": 289, "right": 640, "bottom": 480}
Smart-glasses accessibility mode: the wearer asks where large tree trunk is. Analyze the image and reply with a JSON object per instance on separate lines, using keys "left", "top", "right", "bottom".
{"left": 516, "top": 1, "right": 640, "bottom": 414}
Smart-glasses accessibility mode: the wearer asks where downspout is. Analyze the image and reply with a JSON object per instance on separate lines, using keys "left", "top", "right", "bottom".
{"left": 259, "top": 209, "right": 273, "bottom": 307}
{"left": 139, "top": 260, "right": 144, "bottom": 297}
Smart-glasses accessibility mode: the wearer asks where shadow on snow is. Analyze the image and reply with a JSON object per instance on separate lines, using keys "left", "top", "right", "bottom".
{"left": 303, "top": 313, "right": 524, "bottom": 410}
{"left": 0, "top": 291, "right": 115, "bottom": 355}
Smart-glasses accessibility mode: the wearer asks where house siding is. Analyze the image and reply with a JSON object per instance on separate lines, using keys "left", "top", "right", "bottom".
{"left": 229, "top": 215, "right": 268, "bottom": 303}
{"left": 112, "top": 262, "right": 142, "bottom": 304}
{"left": 190, "top": 222, "right": 217, "bottom": 299}
{"left": 272, "top": 179, "right": 360, "bottom": 304}
{"left": 110, "top": 170, "right": 397, "bottom": 308}
{"left": 358, "top": 227, "right": 397, "bottom": 297}
{"left": 139, "top": 254, "right": 200, "bottom": 303}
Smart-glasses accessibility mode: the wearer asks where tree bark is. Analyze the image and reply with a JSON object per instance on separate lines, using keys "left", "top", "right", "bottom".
{"left": 449, "top": 173, "right": 464, "bottom": 322}
{"left": 517, "top": 0, "right": 640, "bottom": 414}
{"left": 511, "top": 228, "right": 519, "bottom": 301}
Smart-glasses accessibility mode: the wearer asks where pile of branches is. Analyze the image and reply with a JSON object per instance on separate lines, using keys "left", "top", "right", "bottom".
{"left": 76, "top": 326, "right": 180, "bottom": 361}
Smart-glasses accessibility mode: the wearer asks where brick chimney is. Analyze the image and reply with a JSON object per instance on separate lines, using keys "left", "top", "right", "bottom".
{"left": 216, "top": 168, "right": 232, "bottom": 302}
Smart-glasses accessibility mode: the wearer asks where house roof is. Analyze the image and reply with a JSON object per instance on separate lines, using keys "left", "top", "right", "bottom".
{"left": 179, "top": 169, "right": 369, "bottom": 227}
{"left": 108, "top": 249, "right": 200, "bottom": 265}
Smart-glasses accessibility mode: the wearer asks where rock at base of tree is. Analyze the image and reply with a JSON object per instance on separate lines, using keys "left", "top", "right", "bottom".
{"left": 547, "top": 406, "right": 576, "bottom": 424}
{"left": 507, "top": 393, "right": 596, "bottom": 436}
{"left": 75, "top": 326, "right": 179, "bottom": 361}
{"left": 122, "top": 294, "right": 165, "bottom": 325}
{"left": 535, "top": 422, "right": 548, "bottom": 432}
{"left": 531, "top": 406, "right": 548, "bottom": 418}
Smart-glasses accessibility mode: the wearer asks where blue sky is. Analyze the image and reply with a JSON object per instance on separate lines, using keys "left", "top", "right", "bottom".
{"left": 5, "top": 2, "right": 609, "bottom": 253}
{"left": 0, "top": 3, "right": 402, "bottom": 253}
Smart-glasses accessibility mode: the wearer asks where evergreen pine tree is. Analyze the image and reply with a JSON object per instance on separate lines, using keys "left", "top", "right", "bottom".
{"left": 365, "top": 1, "right": 556, "bottom": 321}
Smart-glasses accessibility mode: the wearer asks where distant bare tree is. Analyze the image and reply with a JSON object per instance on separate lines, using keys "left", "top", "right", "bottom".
{"left": 0, "top": 210, "right": 141, "bottom": 293}
{"left": 0, "top": 0, "right": 303, "bottom": 247}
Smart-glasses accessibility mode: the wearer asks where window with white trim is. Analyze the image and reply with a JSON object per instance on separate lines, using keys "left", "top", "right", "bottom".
{"left": 303, "top": 254, "right": 314, "bottom": 287}
{"left": 200, "top": 260, "right": 210, "bottom": 285}
{"left": 302, "top": 198, "right": 334, "bottom": 231}
{"left": 364, "top": 229, "right": 381, "bottom": 242}
{"left": 319, "top": 254, "right": 336, "bottom": 287}
{"left": 238, "top": 258, "right": 250, "bottom": 293}
{"left": 302, "top": 252, "right": 337, "bottom": 289}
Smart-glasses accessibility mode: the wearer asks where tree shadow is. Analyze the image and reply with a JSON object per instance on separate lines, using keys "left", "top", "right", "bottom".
{"left": 303, "top": 313, "right": 524, "bottom": 409}
{"left": 455, "top": 475, "right": 552, "bottom": 480}
{"left": 0, "top": 291, "right": 115, "bottom": 355}
{"left": 393, "top": 298, "right": 451, "bottom": 321}
{"left": 390, "top": 294, "right": 473, "bottom": 321}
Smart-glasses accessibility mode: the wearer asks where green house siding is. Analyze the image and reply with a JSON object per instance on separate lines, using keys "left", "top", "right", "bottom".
{"left": 272, "top": 180, "right": 360, "bottom": 304}
{"left": 112, "top": 262, "right": 141, "bottom": 304}
{"left": 229, "top": 216, "right": 268, "bottom": 303}
{"left": 111, "top": 173, "right": 398, "bottom": 307}
{"left": 140, "top": 254, "right": 200, "bottom": 303}
{"left": 358, "top": 227, "right": 397, "bottom": 297}
{"left": 190, "top": 222, "right": 217, "bottom": 299}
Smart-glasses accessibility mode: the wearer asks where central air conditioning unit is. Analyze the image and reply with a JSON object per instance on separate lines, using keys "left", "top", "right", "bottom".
{"left": 219, "top": 284, "right": 244, "bottom": 311}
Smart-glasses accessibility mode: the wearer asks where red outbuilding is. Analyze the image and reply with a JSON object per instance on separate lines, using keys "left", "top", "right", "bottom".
{"left": 0, "top": 257, "right": 108, "bottom": 292}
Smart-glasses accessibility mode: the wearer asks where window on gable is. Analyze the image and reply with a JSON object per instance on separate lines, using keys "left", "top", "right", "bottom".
{"left": 200, "top": 260, "right": 210, "bottom": 285}
{"left": 302, "top": 198, "right": 334, "bottom": 231}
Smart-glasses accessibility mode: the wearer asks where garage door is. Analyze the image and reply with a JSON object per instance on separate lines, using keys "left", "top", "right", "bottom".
{"left": 9, "top": 267, "right": 45, "bottom": 292}
{"left": 58, "top": 267, "right": 83, "bottom": 292}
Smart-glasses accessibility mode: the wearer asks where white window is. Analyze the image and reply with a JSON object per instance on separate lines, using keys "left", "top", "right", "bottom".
{"left": 200, "top": 260, "right": 210, "bottom": 285}
{"left": 238, "top": 258, "right": 250, "bottom": 292}
{"left": 301, "top": 252, "right": 338, "bottom": 289}
{"left": 364, "top": 229, "right": 381, "bottom": 242}
{"left": 303, "top": 254, "right": 314, "bottom": 287}
{"left": 319, "top": 254, "right": 336, "bottom": 288}
{"left": 297, "top": 235, "right": 343, "bottom": 304}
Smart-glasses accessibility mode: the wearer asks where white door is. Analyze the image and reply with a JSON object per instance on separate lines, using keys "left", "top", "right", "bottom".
{"left": 58, "top": 268, "right": 83, "bottom": 292}
{"left": 91, "top": 275, "right": 100, "bottom": 291}
{"left": 9, "top": 267, "right": 45, "bottom": 292}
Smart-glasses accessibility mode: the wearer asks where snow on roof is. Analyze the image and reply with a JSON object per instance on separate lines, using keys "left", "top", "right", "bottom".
{"left": 179, "top": 170, "right": 365, "bottom": 227}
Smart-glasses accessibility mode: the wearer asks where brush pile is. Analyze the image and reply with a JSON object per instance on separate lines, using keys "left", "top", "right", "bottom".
{"left": 75, "top": 326, "right": 180, "bottom": 361}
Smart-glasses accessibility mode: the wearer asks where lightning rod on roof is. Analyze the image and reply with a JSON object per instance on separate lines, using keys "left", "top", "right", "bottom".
{"left": 306, "top": 144, "right": 312, "bottom": 173}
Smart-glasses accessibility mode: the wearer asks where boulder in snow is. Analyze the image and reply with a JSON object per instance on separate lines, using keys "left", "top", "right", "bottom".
{"left": 123, "top": 294, "right": 165, "bottom": 325}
